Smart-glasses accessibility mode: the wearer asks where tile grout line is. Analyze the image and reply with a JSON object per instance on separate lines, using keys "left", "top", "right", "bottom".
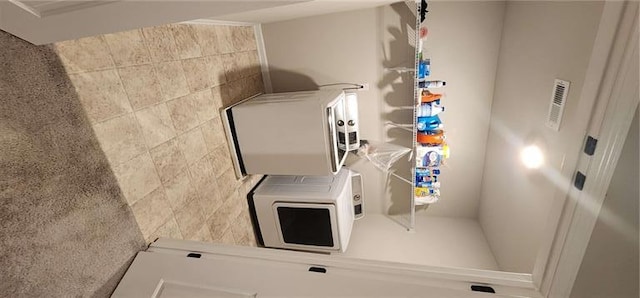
{"left": 184, "top": 143, "right": 222, "bottom": 242}
{"left": 56, "top": 23, "right": 256, "bottom": 246}
{"left": 109, "top": 27, "right": 180, "bottom": 241}
{"left": 56, "top": 48, "right": 257, "bottom": 76}
{"left": 69, "top": 34, "right": 147, "bottom": 211}
{"left": 107, "top": 23, "right": 257, "bottom": 245}
{"left": 141, "top": 24, "right": 196, "bottom": 239}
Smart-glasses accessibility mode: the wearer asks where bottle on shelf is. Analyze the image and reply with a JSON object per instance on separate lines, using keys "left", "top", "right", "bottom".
{"left": 416, "top": 180, "right": 440, "bottom": 188}
{"left": 420, "top": 90, "right": 442, "bottom": 103}
{"left": 416, "top": 171, "right": 438, "bottom": 182}
{"left": 419, "top": 80, "right": 446, "bottom": 88}
{"left": 412, "top": 24, "right": 448, "bottom": 207}
{"left": 419, "top": 23, "right": 428, "bottom": 39}
{"left": 416, "top": 170, "right": 439, "bottom": 185}
{"left": 416, "top": 115, "right": 442, "bottom": 132}
{"left": 415, "top": 168, "right": 440, "bottom": 189}
{"left": 418, "top": 59, "right": 430, "bottom": 79}
{"left": 417, "top": 102, "right": 444, "bottom": 117}
{"left": 417, "top": 130, "right": 445, "bottom": 145}
{"left": 418, "top": 22, "right": 428, "bottom": 52}
{"left": 415, "top": 167, "right": 441, "bottom": 176}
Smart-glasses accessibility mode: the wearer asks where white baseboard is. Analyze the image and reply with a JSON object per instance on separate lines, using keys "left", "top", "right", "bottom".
{"left": 253, "top": 24, "right": 273, "bottom": 93}
{"left": 180, "top": 18, "right": 256, "bottom": 27}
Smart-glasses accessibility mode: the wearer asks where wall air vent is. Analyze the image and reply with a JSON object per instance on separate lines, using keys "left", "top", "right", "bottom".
{"left": 546, "top": 79, "right": 570, "bottom": 131}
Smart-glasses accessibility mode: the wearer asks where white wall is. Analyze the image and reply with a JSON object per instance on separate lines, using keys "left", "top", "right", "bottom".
{"left": 342, "top": 214, "right": 499, "bottom": 270}
{"left": 262, "top": 2, "right": 505, "bottom": 219}
{"left": 262, "top": 6, "right": 388, "bottom": 215}
{"left": 261, "top": 3, "right": 504, "bottom": 269}
{"left": 571, "top": 108, "right": 639, "bottom": 298}
{"left": 478, "top": 1, "right": 604, "bottom": 273}
{"left": 408, "top": 1, "right": 505, "bottom": 218}
{"left": 0, "top": 1, "right": 304, "bottom": 44}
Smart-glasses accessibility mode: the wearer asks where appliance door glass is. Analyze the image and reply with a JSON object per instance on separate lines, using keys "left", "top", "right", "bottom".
{"left": 273, "top": 202, "right": 338, "bottom": 249}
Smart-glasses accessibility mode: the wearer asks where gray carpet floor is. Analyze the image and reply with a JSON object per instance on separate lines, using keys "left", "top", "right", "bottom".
{"left": 0, "top": 30, "right": 147, "bottom": 296}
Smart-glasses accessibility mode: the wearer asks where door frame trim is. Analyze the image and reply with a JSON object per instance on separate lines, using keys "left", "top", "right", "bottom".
{"left": 543, "top": 1, "right": 639, "bottom": 296}
{"left": 149, "top": 2, "right": 637, "bottom": 297}
{"left": 149, "top": 239, "right": 541, "bottom": 297}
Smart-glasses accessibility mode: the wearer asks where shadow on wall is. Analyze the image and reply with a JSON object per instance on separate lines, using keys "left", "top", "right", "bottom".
{"left": 377, "top": 2, "right": 420, "bottom": 216}
{"left": 267, "top": 68, "right": 319, "bottom": 93}
{"left": 0, "top": 30, "right": 146, "bottom": 296}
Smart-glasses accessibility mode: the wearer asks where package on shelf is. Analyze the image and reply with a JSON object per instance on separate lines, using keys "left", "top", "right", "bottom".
{"left": 419, "top": 89, "right": 442, "bottom": 104}
{"left": 416, "top": 180, "right": 440, "bottom": 189}
{"left": 415, "top": 194, "right": 439, "bottom": 205}
{"left": 415, "top": 186, "right": 439, "bottom": 204}
{"left": 415, "top": 168, "right": 439, "bottom": 186}
{"left": 418, "top": 59, "right": 430, "bottom": 79}
{"left": 417, "top": 130, "right": 445, "bottom": 146}
{"left": 417, "top": 102, "right": 444, "bottom": 117}
{"left": 415, "top": 170, "right": 440, "bottom": 204}
{"left": 415, "top": 143, "right": 449, "bottom": 168}
{"left": 415, "top": 167, "right": 440, "bottom": 176}
{"left": 419, "top": 80, "right": 446, "bottom": 89}
{"left": 416, "top": 115, "right": 442, "bottom": 132}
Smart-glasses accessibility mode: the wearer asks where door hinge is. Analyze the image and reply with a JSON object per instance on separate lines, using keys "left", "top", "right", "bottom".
{"left": 574, "top": 171, "right": 586, "bottom": 191}
{"left": 584, "top": 136, "right": 598, "bottom": 156}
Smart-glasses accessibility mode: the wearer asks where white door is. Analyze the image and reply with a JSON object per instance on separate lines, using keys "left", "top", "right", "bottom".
{"left": 112, "top": 239, "right": 536, "bottom": 297}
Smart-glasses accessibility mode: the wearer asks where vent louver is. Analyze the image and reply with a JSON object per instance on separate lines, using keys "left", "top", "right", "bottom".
{"left": 546, "top": 79, "right": 570, "bottom": 131}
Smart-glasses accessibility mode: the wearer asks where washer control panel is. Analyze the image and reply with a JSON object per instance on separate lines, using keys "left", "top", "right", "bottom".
{"left": 351, "top": 172, "right": 364, "bottom": 220}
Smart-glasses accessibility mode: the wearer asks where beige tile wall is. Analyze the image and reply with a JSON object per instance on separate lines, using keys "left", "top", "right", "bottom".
{"left": 53, "top": 23, "right": 264, "bottom": 246}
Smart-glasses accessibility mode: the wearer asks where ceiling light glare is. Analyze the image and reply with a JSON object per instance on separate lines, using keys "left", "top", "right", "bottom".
{"left": 520, "top": 145, "right": 544, "bottom": 169}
